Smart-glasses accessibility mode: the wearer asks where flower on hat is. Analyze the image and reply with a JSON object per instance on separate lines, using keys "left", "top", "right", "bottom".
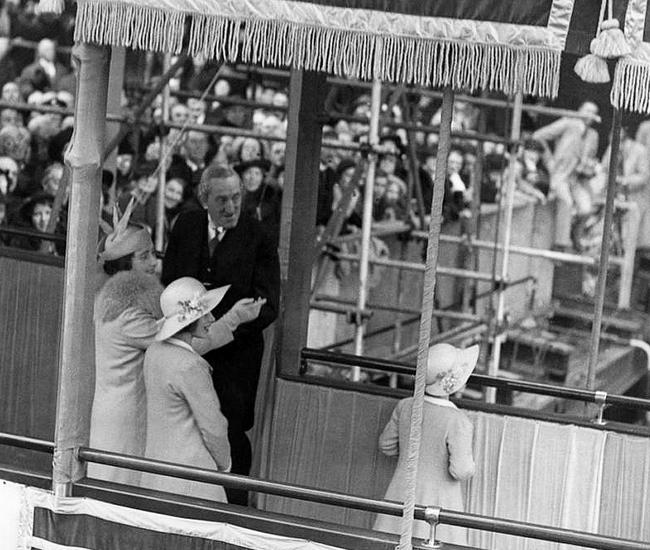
{"left": 176, "top": 293, "right": 205, "bottom": 323}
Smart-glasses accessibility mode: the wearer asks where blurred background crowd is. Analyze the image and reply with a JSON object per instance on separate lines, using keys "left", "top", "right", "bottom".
{"left": 1, "top": 0, "right": 649, "bottom": 272}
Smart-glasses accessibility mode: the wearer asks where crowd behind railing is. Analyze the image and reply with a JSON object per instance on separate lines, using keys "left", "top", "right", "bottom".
{"left": 1, "top": 4, "right": 650, "bottom": 295}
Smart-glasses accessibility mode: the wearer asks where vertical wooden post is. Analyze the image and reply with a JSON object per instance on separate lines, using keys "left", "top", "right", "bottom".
{"left": 53, "top": 43, "right": 110, "bottom": 492}
{"left": 277, "top": 70, "right": 326, "bottom": 377}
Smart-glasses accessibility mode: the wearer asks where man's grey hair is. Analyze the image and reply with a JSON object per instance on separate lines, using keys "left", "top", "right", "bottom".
{"left": 197, "top": 164, "right": 241, "bottom": 204}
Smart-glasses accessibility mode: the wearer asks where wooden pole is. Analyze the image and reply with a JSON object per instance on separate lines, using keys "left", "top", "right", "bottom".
{"left": 487, "top": 91, "right": 523, "bottom": 403}
{"left": 53, "top": 43, "right": 110, "bottom": 493}
{"left": 398, "top": 87, "right": 455, "bottom": 550}
{"left": 352, "top": 79, "right": 382, "bottom": 381}
{"left": 277, "top": 69, "right": 326, "bottom": 377}
{"left": 586, "top": 108, "right": 622, "bottom": 390}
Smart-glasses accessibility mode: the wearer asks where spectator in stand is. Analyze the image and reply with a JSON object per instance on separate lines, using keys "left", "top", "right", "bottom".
{"left": 0, "top": 155, "right": 19, "bottom": 216}
{"left": 480, "top": 153, "right": 506, "bottom": 204}
{"left": 179, "top": 129, "right": 210, "bottom": 190}
{"left": 533, "top": 100, "right": 600, "bottom": 250}
{"left": 20, "top": 38, "right": 67, "bottom": 96}
{"left": 380, "top": 176, "right": 409, "bottom": 222}
{"left": 0, "top": 36, "right": 17, "bottom": 90}
{"left": 237, "top": 158, "right": 281, "bottom": 245}
{"left": 267, "top": 140, "right": 285, "bottom": 184}
{"left": 235, "top": 136, "right": 264, "bottom": 163}
{"left": 444, "top": 148, "right": 471, "bottom": 223}
{"left": 520, "top": 139, "right": 550, "bottom": 197}
{"left": 10, "top": 191, "right": 57, "bottom": 254}
{"left": 0, "top": 108, "right": 20, "bottom": 128}
{"left": 1, "top": 81, "right": 20, "bottom": 103}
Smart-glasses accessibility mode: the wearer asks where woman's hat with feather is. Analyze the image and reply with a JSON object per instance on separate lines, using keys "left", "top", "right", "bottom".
{"left": 98, "top": 197, "right": 152, "bottom": 262}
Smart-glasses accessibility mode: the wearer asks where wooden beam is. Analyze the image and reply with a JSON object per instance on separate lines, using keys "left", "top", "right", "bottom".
{"left": 53, "top": 43, "right": 110, "bottom": 491}
{"left": 277, "top": 70, "right": 326, "bottom": 377}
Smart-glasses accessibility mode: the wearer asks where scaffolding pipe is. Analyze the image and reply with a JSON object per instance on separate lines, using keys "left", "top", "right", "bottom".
{"left": 352, "top": 78, "right": 382, "bottom": 382}
{"left": 313, "top": 294, "right": 481, "bottom": 321}
{"left": 418, "top": 233, "right": 626, "bottom": 267}
{"left": 335, "top": 252, "right": 503, "bottom": 282}
{"left": 487, "top": 91, "right": 523, "bottom": 403}
{"left": 586, "top": 109, "right": 622, "bottom": 391}
{"left": 155, "top": 54, "right": 171, "bottom": 254}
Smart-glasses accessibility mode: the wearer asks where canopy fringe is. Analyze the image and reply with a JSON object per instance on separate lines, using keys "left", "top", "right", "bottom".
{"left": 611, "top": 58, "right": 650, "bottom": 113}
{"left": 75, "top": 2, "right": 561, "bottom": 98}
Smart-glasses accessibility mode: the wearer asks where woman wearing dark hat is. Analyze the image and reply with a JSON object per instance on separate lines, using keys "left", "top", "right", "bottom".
{"left": 236, "top": 158, "right": 281, "bottom": 245}
{"left": 90, "top": 201, "right": 264, "bottom": 486}
{"left": 9, "top": 191, "right": 58, "bottom": 254}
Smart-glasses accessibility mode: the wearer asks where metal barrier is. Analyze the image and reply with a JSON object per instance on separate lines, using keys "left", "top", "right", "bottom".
{"left": 73, "top": 446, "right": 647, "bottom": 550}
{"left": 300, "top": 348, "right": 650, "bottom": 413}
{"left": 1, "top": 430, "right": 649, "bottom": 548}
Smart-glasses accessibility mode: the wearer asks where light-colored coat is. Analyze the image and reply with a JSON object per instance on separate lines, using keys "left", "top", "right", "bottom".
{"left": 140, "top": 339, "right": 231, "bottom": 502}
{"left": 373, "top": 396, "right": 475, "bottom": 545}
{"left": 89, "top": 270, "right": 163, "bottom": 485}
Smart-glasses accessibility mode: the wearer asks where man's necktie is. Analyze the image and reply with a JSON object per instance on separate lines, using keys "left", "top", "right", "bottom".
{"left": 209, "top": 227, "right": 225, "bottom": 256}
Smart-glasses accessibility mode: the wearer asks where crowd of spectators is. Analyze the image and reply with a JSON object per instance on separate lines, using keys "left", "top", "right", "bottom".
{"left": 1, "top": 1, "right": 649, "bottom": 281}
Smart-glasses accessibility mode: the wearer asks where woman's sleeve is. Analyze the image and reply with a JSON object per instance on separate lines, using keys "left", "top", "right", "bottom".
{"left": 177, "top": 360, "right": 232, "bottom": 472}
{"left": 120, "top": 309, "right": 159, "bottom": 350}
{"left": 378, "top": 402, "right": 401, "bottom": 456}
{"left": 447, "top": 413, "right": 475, "bottom": 481}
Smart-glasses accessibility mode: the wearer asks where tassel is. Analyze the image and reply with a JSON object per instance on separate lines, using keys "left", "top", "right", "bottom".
{"left": 575, "top": 42, "right": 610, "bottom": 83}
{"left": 36, "top": 0, "right": 65, "bottom": 15}
{"left": 591, "top": 19, "right": 631, "bottom": 58}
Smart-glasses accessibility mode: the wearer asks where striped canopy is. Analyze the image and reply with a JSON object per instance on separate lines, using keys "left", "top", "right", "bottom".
{"left": 43, "top": 0, "right": 650, "bottom": 108}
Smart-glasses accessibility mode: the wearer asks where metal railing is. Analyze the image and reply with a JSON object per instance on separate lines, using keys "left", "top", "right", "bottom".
{"left": 1, "top": 430, "right": 649, "bottom": 548}
{"left": 300, "top": 348, "right": 650, "bottom": 413}
{"left": 73, "top": 446, "right": 647, "bottom": 550}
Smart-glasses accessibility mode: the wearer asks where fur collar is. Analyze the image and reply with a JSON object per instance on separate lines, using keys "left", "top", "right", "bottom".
{"left": 95, "top": 270, "right": 163, "bottom": 324}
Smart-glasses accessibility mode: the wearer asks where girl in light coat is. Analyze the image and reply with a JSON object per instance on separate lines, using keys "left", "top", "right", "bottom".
{"left": 374, "top": 343, "right": 478, "bottom": 546}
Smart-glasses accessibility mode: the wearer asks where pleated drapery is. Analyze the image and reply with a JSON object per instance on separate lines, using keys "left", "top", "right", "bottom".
{"left": 264, "top": 380, "right": 650, "bottom": 548}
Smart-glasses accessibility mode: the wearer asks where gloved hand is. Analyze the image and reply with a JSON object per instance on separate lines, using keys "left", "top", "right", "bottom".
{"left": 221, "top": 297, "right": 266, "bottom": 331}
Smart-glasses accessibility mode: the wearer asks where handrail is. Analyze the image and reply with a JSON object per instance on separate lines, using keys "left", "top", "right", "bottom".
{"left": 0, "top": 225, "right": 67, "bottom": 243}
{"left": 301, "top": 348, "right": 650, "bottom": 411}
{"left": 75, "top": 447, "right": 647, "bottom": 550}
{"left": 0, "top": 432, "right": 55, "bottom": 453}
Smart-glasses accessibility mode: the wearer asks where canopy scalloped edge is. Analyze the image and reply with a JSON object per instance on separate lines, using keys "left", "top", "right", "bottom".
{"left": 73, "top": 0, "right": 562, "bottom": 98}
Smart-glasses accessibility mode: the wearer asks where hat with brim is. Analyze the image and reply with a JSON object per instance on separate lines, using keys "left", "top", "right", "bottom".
{"left": 156, "top": 277, "right": 230, "bottom": 341}
{"left": 425, "top": 343, "right": 480, "bottom": 396}
{"left": 234, "top": 158, "right": 271, "bottom": 175}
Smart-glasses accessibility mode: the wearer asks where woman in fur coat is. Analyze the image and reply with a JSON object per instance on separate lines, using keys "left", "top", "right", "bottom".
{"left": 89, "top": 201, "right": 263, "bottom": 486}
{"left": 373, "top": 343, "right": 478, "bottom": 546}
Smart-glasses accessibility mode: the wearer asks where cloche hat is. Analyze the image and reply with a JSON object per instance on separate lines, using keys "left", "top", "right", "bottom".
{"left": 156, "top": 277, "right": 230, "bottom": 341}
{"left": 425, "top": 343, "right": 480, "bottom": 396}
{"left": 98, "top": 197, "right": 152, "bottom": 262}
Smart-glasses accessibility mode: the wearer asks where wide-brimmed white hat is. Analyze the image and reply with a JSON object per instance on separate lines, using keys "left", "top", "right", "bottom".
{"left": 156, "top": 277, "right": 230, "bottom": 341}
{"left": 425, "top": 343, "right": 480, "bottom": 396}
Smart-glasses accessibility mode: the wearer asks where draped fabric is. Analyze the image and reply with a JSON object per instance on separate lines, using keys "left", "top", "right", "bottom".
{"left": 611, "top": 0, "right": 650, "bottom": 112}
{"left": 263, "top": 379, "right": 650, "bottom": 548}
{"left": 0, "top": 256, "right": 62, "bottom": 475}
{"left": 61, "top": 0, "right": 589, "bottom": 98}
{"left": 0, "top": 480, "right": 349, "bottom": 550}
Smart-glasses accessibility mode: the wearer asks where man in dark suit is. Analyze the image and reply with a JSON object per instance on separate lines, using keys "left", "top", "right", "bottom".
{"left": 162, "top": 164, "right": 280, "bottom": 506}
